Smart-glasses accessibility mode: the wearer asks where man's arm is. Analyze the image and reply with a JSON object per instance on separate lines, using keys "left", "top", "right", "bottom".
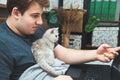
{"left": 0, "top": 42, "right": 13, "bottom": 80}
{"left": 0, "top": 52, "right": 13, "bottom": 80}
{"left": 54, "top": 44, "right": 119, "bottom": 64}
{"left": 0, "top": 64, "right": 12, "bottom": 80}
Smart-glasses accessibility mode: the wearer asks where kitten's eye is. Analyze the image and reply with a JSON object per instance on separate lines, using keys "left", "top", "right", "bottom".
{"left": 55, "top": 35, "right": 57, "bottom": 37}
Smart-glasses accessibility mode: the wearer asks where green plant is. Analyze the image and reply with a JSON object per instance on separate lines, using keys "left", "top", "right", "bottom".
{"left": 85, "top": 16, "right": 100, "bottom": 32}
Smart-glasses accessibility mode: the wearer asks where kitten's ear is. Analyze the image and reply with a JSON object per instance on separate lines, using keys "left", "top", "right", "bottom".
{"left": 51, "top": 29, "right": 54, "bottom": 34}
{"left": 56, "top": 27, "right": 59, "bottom": 30}
{"left": 50, "top": 28, "right": 59, "bottom": 34}
{"left": 54, "top": 27, "right": 59, "bottom": 32}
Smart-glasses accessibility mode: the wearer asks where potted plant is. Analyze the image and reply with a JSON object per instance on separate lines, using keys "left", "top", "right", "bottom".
{"left": 58, "top": 5, "right": 86, "bottom": 47}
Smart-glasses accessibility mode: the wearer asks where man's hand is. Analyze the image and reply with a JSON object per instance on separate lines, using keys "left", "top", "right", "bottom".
{"left": 53, "top": 75, "right": 73, "bottom": 80}
{"left": 96, "top": 44, "right": 119, "bottom": 62}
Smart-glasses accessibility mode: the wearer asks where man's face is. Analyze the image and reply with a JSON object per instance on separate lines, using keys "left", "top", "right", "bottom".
{"left": 16, "top": 2, "right": 43, "bottom": 36}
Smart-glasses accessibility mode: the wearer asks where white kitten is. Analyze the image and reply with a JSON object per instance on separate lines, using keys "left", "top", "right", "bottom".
{"left": 31, "top": 28, "right": 62, "bottom": 76}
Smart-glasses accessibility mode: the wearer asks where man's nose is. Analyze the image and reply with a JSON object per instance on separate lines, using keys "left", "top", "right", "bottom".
{"left": 36, "top": 17, "right": 43, "bottom": 25}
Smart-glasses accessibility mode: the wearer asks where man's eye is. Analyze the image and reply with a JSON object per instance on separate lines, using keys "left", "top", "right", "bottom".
{"left": 32, "top": 15, "right": 39, "bottom": 18}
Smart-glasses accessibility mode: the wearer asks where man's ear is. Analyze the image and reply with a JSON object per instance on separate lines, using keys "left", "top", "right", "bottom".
{"left": 11, "top": 7, "right": 21, "bottom": 19}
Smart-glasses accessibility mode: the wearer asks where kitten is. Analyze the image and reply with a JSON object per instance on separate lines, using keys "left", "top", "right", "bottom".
{"left": 31, "top": 28, "right": 62, "bottom": 76}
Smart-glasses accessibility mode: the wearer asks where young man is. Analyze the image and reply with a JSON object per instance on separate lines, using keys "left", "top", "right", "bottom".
{"left": 0, "top": 0, "right": 119, "bottom": 80}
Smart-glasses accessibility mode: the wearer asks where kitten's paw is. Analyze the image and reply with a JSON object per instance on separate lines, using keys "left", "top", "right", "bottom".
{"left": 55, "top": 71, "right": 64, "bottom": 76}
{"left": 47, "top": 60, "right": 54, "bottom": 65}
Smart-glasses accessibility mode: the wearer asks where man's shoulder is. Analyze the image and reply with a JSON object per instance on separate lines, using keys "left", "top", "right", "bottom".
{"left": 0, "top": 22, "right": 9, "bottom": 35}
{"left": 0, "top": 23, "right": 10, "bottom": 39}
{"left": 0, "top": 21, "right": 6, "bottom": 26}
